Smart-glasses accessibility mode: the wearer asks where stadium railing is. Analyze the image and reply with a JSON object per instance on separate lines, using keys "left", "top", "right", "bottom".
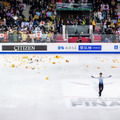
{"left": 93, "top": 34, "right": 120, "bottom": 43}
{"left": 0, "top": 32, "right": 120, "bottom": 43}
{"left": 0, "top": 33, "right": 68, "bottom": 43}
{"left": 56, "top": 2, "right": 93, "bottom": 11}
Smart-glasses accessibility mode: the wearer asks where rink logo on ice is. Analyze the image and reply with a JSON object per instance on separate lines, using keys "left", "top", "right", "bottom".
{"left": 2, "top": 45, "right": 47, "bottom": 51}
{"left": 71, "top": 98, "right": 120, "bottom": 108}
{"left": 78, "top": 45, "right": 102, "bottom": 51}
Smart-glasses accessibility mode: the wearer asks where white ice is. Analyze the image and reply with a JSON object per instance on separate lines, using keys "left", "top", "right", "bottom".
{"left": 0, "top": 54, "right": 120, "bottom": 120}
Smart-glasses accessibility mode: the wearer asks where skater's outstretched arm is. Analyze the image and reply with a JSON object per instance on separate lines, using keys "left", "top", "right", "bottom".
{"left": 91, "top": 76, "right": 99, "bottom": 79}
{"left": 103, "top": 75, "right": 112, "bottom": 79}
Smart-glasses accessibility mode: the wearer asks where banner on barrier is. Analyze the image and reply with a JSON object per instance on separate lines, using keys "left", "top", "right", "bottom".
{"left": 2, "top": 45, "right": 47, "bottom": 51}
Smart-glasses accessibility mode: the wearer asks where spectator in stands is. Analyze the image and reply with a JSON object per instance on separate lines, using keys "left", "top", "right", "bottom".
{"left": 92, "top": 19, "right": 96, "bottom": 32}
{"left": 26, "top": 35, "right": 32, "bottom": 42}
{"left": 106, "top": 26, "right": 113, "bottom": 34}
{"left": 116, "top": 19, "right": 120, "bottom": 27}
{"left": 60, "top": 19, "right": 64, "bottom": 34}
{"left": 92, "top": 0, "right": 119, "bottom": 34}
{"left": 94, "top": 11, "right": 98, "bottom": 21}
{"left": 82, "top": 19, "right": 86, "bottom": 25}
{"left": 103, "top": 20, "right": 107, "bottom": 33}
{"left": 110, "top": 20, "right": 115, "bottom": 27}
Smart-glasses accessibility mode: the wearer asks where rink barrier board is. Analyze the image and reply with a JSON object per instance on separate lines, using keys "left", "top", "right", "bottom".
{"left": 1, "top": 52, "right": 120, "bottom": 54}
{"left": 0, "top": 43, "right": 120, "bottom": 54}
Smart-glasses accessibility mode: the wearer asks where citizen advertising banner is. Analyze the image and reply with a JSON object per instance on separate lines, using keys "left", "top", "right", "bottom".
{"left": 2, "top": 45, "right": 47, "bottom": 51}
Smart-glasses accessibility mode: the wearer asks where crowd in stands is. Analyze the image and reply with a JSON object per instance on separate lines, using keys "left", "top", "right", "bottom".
{"left": 55, "top": 0, "right": 120, "bottom": 36}
{"left": 93, "top": 0, "right": 120, "bottom": 34}
{"left": 0, "top": 0, "right": 58, "bottom": 42}
{"left": 59, "top": 0, "right": 120, "bottom": 35}
{"left": 0, "top": 0, "right": 120, "bottom": 43}
{"left": 65, "top": 15, "right": 90, "bottom": 26}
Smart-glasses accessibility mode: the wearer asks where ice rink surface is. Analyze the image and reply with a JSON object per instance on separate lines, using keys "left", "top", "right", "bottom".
{"left": 0, "top": 54, "right": 120, "bottom": 120}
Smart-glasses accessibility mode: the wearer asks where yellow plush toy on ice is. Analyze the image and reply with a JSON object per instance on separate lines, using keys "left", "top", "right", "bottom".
{"left": 11, "top": 64, "right": 15, "bottom": 68}
{"left": 111, "top": 66, "right": 116, "bottom": 68}
{"left": 24, "top": 56, "right": 28, "bottom": 59}
{"left": 113, "top": 59, "right": 116, "bottom": 63}
{"left": 101, "top": 60, "right": 104, "bottom": 62}
{"left": 25, "top": 66, "right": 28, "bottom": 69}
{"left": 66, "top": 60, "right": 69, "bottom": 63}
{"left": 97, "top": 66, "right": 100, "bottom": 69}
{"left": 46, "top": 77, "right": 49, "bottom": 80}
{"left": 55, "top": 55, "right": 60, "bottom": 59}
